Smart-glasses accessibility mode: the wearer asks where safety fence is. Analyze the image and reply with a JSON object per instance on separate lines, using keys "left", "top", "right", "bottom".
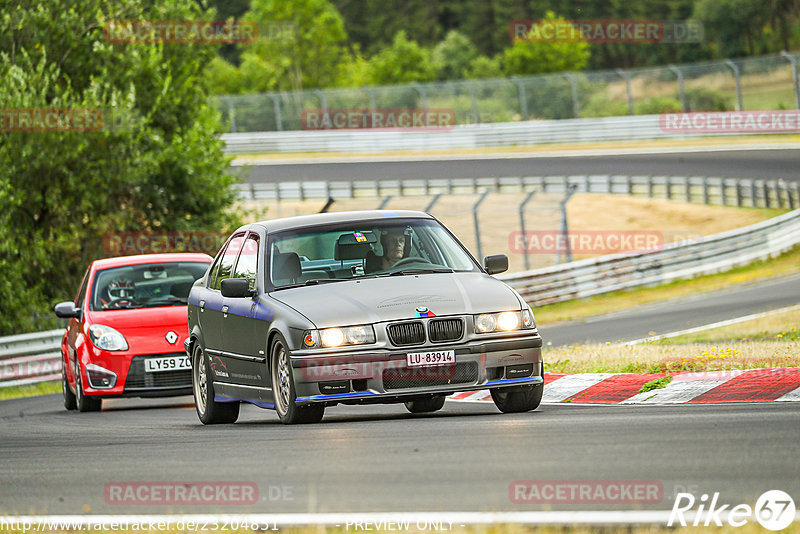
{"left": 216, "top": 50, "right": 800, "bottom": 134}
{"left": 0, "top": 330, "right": 62, "bottom": 388}
{"left": 234, "top": 174, "right": 800, "bottom": 210}
{"left": 498, "top": 207, "right": 800, "bottom": 305}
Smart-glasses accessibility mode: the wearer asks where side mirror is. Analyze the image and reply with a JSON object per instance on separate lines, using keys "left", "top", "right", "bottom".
{"left": 54, "top": 301, "right": 81, "bottom": 319}
{"left": 483, "top": 254, "right": 508, "bottom": 275}
{"left": 221, "top": 278, "right": 254, "bottom": 298}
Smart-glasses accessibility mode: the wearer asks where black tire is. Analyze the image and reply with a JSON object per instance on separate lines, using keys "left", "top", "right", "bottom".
{"left": 192, "top": 343, "right": 240, "bottom": 424}
{"left": 271, "top": 339, "right": 324, "bottom": 424}
{"left": 404, "top": 395, "right": 446, "bottom": 413}
{"left": 74, "top": 362, "right": 102, "bottom": 412}
{"left": 62, "top": 360, "right": 76, "bottom": 411}
{"left": 491, "top": 383, "right": 543, "bottom": 413}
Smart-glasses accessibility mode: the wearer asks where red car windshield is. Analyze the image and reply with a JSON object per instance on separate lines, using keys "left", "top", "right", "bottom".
{"left": 90, "top": 262, "right": 210, "bottom": 311}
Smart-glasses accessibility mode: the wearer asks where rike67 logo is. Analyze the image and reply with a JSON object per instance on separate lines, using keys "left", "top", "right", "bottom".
{"left": 669, "top": 490, "right": 796, "bottom": 531}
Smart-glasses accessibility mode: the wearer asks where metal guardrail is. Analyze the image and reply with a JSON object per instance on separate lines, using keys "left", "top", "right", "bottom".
{"left": 498, "top": 207, "right": 800, "bottom": 306}
{"left": 233, "top": 175, "right": 800, "bottom": 210}
{"left": 222, "top": 114, "right": 706, "bottom": 154}
{"left": 0, "top": 329, "right": 62, "bottom": 388}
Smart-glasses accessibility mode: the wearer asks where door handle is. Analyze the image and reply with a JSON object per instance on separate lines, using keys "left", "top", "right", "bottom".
{"left": 222, "top": 305, "right": 229, "bottom": 318}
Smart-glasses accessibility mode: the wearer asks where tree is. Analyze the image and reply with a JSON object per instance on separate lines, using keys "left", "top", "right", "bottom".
{"left": 502, "top": 11, "right": 590, "bottom": 76}
{"left": 432, "top": 30, "right": 478, "bottom": 81}
{"left": 0, "top": 0, "right": 237, "bottom": 334}
{"left": 242, "top": 0, "right": 351, "bottom": 92}
{"left": 367, "top": 31, "right": 436, "bottom": 85}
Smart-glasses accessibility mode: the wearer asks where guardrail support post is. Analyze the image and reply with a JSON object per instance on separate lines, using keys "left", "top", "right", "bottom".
{"left": 558, "top": 185, "right": 578, "bottom": 264}
{"left": 564, "top": 73, "right": 580, "bottom": 118}
{"left": 668, "top": 65, "right": 687, "bottom": 112}
{"left": 268, "top": 95, "right": 283, "bottom": 131}
{"left": 725, "top": 59, "right": 744, "bottom": 111}
{"left": 424, "top": 193, "right": 442, "bottom": 213}
{"left": 780, "top": 51, "right": 800, "bottom": 109}
{"left": 615, "top": 69, "right": 634, "bottom": 116}
{"left": 518, "top": 190, "right": 538, "bottom": 271}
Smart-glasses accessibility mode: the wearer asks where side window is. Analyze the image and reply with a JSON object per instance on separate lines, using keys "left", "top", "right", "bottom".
{"left": 75, "top": 269, "right": 90, "bottom": 307}
{"left": 212, "top": 234, "right": 245, "bottom": 290}
{"left": 233, "top": 233, "right": 259, "bottom": 290}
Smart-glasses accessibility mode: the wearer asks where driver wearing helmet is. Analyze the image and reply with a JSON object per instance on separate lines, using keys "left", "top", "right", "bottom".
{"left": 102, "top": 277, "right": 136, "bottom": 308}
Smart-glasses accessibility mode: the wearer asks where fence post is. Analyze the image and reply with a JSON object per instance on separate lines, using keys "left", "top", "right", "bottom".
{"left": 777, "top": 181, "right": 785, "bottom": 209}
{"left": 473, "top": 190, "right": 491, "bottom": 261}
{"left": 685, "top": 177, "right": 691, "bottom": 202}
{"left": 780, "top": 51, "right": 800, "bottom": 109}
{"left": 269, "top": 94, "right": 283, "bottom": 131}
{"left": 313, "top": 89, "right": 328, "bottom": 115}
{"left": 615, "top": 69, "right": 635, "bottom": 115}
{"left": 668, "top": 65, "right": 687, "bottom": 112}
{"left": 666, "top": 176, "right": 672, "bottom": 200}
{"left": 363, "top": 86, "right": 377, "bottom": 111}
{"left": 564, "top": 73, "right": 580, "bottom": 118}
{"left": 378, "top": 195, "right": 393, "bottom": 209}
{"left": 518, "top": 190, "right": 538, "bottom": 271}
{"left": 788, "top": 181, "right": 796, "bottom": 210}
{"left": 558, "top": 185, "right": 579, "bottom": 264}
{"left": 412, "top": 83, "right": 428, "bottom": 111}
{"left": 736, "top": 179, "right": 743, "bottom": 207}
{"left": 424, "top": 193, "right": 442, "bottom": 213}
{"left": 751, "top": 180, "right": 758, "bottom": 207}
{"left": 512, "top": 78, "right": 529, "bottom": 121}
{"left": 702, "top": 177, "right": 709, "bottom": 205}
{"left": 467, "top": 82, "right": 480, "bottom": 125}
{"left": 225, "top": 96, "right": 237, "bottom": 133}
{"left": 648, "top": 176, "right": 654, "bottom": 198}
{"left": 720, "top": 178, "right": 728, "bottom": 206}
{"left": 627, "top": 175, "right": 633, "bottom": 196}
{"left": 725, "top": 59, "right": 744, "bottom": 111}
{"left": 763, "top": 181, "right": 771, "bottom": 209}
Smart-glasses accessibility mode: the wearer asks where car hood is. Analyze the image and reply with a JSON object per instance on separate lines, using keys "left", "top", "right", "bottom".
{"left": 86, "top": 306, "right": 189, "bottom": 353}
{"left": 269, "top": 272, "right": 521, "bottom": 328}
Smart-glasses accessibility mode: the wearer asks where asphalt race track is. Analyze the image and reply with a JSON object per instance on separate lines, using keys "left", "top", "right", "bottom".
{"left": 1, "top": 394, "right": 799, "bottom": 514}
{"left": 541, "top": 273, "right": 800, "bottom": 347}
{"left": 239, "top": 147, "right": 800, "bottom": 183}
{"left": 2, "top": 145, "right": 799, "bottom": 519}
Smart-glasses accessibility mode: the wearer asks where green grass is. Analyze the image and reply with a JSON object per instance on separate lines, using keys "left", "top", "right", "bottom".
{"left": 639, "top": 375, "right": 673, "bottom": 393}
{"left": 0, "top": 381, "right": 60, "bottom": 401}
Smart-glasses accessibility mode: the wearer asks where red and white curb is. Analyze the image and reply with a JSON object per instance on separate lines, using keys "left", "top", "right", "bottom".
{"left": 450, "top": 368, "right": 800, "bottom": 404}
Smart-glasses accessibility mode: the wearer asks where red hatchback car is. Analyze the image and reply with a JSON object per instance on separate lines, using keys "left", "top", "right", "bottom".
{"left": 54, "top": 253, "right": 213, "bottom": 411}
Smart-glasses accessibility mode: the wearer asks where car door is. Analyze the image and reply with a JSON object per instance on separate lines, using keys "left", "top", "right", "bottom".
{"left": 220, "top": 231, "right": 266, "bottom": 387}
{"left": 199, "top": 233, "right": 245, "bottom": 384}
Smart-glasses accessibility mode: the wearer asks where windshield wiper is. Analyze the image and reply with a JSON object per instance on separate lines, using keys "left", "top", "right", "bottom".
{"left": 304, "top": 278, "right": 348, "bottom": 285}
{"left": 386, "top": 268, "right": 453, "bottom": 276}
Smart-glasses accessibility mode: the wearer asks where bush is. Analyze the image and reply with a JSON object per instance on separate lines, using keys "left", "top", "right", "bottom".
{"left": 635, "top": 96, "right": 683, "bottom": 114}
{"left": 683, "top": 87, "right": 731, "bottom": 111}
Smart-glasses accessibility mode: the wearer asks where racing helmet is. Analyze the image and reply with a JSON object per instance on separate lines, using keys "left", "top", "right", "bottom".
{"left": 107, "top": 277, "right": 135, "bottom": 300}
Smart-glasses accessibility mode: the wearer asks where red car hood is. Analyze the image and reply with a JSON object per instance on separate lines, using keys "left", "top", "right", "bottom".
{"left": 86, "top": 306, "right": 188, "bottom": 355}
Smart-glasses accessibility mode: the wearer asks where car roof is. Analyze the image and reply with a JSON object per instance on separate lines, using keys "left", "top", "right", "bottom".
{"left": 91, "top": 253, "right": 213, "bottom": 270}
{"left": 250, "top": 210, "right": 435, "bottom": 233}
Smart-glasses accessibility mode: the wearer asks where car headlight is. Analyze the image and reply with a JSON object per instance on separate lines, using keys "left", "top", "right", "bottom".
{"left": 474, "top": 310, "right": 535, "bottom": 333}
{"left": 88, "top": 324, "right": 129, "bottom": 351}
{"left": 303, "top": 325, "right": 376, "bottom": 348}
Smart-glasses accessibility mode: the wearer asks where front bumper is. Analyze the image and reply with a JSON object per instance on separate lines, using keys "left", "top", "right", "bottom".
{"left": 289, "top": 334, "right": 543, "bottom": 405}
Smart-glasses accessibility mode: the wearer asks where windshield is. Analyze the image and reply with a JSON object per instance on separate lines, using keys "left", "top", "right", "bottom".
{"left": 268, "top": 218, "right": 478, "bottom": 288}
{"left": 90, "top": 261, "right": 211, "bottom": 311}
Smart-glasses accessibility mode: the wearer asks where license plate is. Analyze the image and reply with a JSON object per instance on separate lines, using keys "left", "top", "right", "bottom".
{"left": 406, "top": 350, "right": 456, "bottom": 367}
{"left": 145, "top": 356, "right": 190, "bottom": 373}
